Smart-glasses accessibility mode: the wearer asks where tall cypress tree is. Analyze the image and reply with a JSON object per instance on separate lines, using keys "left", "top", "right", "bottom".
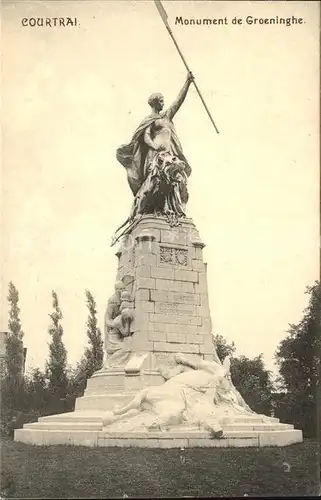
{"left": 46, "top": 291, "right": 68, "bottom": 400}
{"left": 70, "top": 291, "right": 103, "bottom": 399}
{"left": 4, "top": 282, "right": 25, "bottom": 410}
{"left": 82, "top": 290, "right": 103, "bottom": 378}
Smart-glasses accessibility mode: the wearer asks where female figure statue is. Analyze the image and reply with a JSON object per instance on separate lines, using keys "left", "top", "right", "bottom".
{"left": 113, "top": 72, "right": 194, "bottom": 243}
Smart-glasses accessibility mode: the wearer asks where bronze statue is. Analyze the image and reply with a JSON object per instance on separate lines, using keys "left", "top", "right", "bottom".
{"left": 112, "top": 72, "right": 194, "bottom": 244}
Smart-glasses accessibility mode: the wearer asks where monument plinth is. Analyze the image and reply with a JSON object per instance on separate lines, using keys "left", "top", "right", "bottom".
{"left": 15, "top": 73, "right": 302, "bottom": 448}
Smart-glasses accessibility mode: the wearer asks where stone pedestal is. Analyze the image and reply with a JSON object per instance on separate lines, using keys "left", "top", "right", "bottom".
{"left": 14, "top": 216, "right": 303, "bottom": 448}
{"left": 117, "top": 215, "right": 214, "bottom": 361}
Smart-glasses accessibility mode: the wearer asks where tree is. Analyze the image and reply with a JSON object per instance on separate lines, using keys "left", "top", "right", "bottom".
{"left": 83, "top": 290, "right": 103, "bottom": 377}
{"left": 3, "top": 282, "right": 25, "bottom": 412}
{"left": 46, "top": 291, "right": 68, "bottom": 401}
{"left": 213, "top": 333, "right": 274, "bottom": 415}
{"left": 213, "top": 334, "right": 236, "bottom": 362}
{"left": 231, "top": 354, "right": 274, "bottom": 415}
{"left": 70, "top": 291, "right": 104, "bottom": 398}
{"left": 23, "top": 368, "right": 50, "bottom": 415}
{"left": 274, "top": 281, "right": 320, "bottom": 437}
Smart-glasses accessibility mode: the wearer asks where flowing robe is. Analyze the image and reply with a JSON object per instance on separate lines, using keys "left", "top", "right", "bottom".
{"left": 116, "top": 113, "right": 191, "bottom": 196}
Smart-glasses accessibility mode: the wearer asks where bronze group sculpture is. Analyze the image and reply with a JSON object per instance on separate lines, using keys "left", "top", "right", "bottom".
{"left": 112, "top": 72, "right": 194, "bottom": 245}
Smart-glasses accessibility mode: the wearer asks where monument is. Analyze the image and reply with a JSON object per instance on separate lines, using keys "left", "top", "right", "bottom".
{"left": 15, "top": 70, "right": 303, "bottom": 448}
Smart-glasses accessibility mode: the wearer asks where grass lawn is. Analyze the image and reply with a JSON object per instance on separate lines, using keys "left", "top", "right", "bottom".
{"left": 1, "top": 437, "right": 319, "bottom": 498}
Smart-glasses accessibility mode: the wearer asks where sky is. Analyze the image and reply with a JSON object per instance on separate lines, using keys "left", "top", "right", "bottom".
{"left": 1, "top": 0, "right": 319, "bottom": 375}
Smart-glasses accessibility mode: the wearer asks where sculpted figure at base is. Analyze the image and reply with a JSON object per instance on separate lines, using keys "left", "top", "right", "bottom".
{"left": 112, "top": 73, "right": 194, "bottom": 244}
{"left": 102, "top": 353, "right": 255, "bottom": 437}
{"left": 104, "top": 281, "right": 135, "bottom": 368}
{"left": 213, "top": 357, "right": 255, "bottom": 415}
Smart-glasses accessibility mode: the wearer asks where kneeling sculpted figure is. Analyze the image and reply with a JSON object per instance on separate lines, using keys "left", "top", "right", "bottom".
{"left": 104, "top": 281, "right": 134, "bottom": 368}
{"left": 112, "top": 72, "right": 194, "bottom": 244}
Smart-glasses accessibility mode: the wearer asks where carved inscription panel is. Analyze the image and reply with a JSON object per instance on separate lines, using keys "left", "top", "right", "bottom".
{"left": 156, "top": 302, "right": 196, "bottom": 316}
{"left": 160, "top": 246, "right": 188, "bottom": 266}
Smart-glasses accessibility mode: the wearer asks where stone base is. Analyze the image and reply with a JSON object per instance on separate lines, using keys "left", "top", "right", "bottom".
{"left": 14, "top": 411, "right": 303, "bottom": 448}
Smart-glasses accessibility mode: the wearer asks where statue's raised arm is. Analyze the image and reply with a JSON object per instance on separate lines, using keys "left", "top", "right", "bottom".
{"left": 166, "top": 72, "right": 194, "bottom": 121}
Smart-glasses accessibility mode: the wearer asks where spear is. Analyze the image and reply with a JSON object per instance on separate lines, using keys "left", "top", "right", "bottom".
{"left": 154, "top": 0, "right": 219, "bottom": 134}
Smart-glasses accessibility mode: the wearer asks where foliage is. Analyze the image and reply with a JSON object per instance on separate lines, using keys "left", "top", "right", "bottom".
{"left": 45, "top": 291, "right": 68, "bottom": 400}
{"left": 23, "top": 368, "right": 50, "bottom": 414}
{"left": 231, "top": 354, "right": 274, "bottom": 415}
{"left": 213, "top": 334, "right": 236, "bottom": 361}
{"left": 274, "top": 281, "right": 321, "bottom": 437}
{"left": 83, "top": 290, "right": 103, "bottom": 377}
{"left": 67, "top": 360, "right": 88, "bottom": 401}
{"left": 68, "top": 290, "right": 104, "bottom": 399}
{"left": 1, "top": 283, "right": 25, "bottom": 419}
{"left": 5, "top": 283, "right": 25, "bottom": 383}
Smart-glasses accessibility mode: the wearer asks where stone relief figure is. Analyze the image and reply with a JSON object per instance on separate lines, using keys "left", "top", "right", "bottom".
{"left": 102, "top": 354, "right": 252, "bottom": 437}
{"left": 112, "top": 72, "right": 194, "bottom": 245}
{"left": 104, "top": 281, "right": 135, "bottom": 368}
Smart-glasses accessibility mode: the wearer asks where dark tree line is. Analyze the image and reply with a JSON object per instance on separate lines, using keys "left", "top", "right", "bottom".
{"left": 274, "top": 281, "right": 320, "bottom": 437}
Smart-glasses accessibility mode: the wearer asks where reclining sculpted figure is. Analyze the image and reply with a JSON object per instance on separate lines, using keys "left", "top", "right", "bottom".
{"left": 103, "top": 354, "right": 253, "bottom": 437}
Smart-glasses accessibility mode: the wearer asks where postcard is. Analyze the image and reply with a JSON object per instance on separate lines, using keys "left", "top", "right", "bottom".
{"left": 1, "top": 1, "right": 319, "bottom": 498}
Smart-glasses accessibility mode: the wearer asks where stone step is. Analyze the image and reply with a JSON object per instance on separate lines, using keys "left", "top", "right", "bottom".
{"left": 221, "top": 416, "right": 279, "bottom": 424}
{"left": 223, "top": 428, "right": 293, "bottom": 438}
{"left": 23, "top": 420, "right": 290, "bottom": 433}
{"left": 34, "top": 413, "right": 280, "bottom": 429}
{"left": 15, "top": 426, "right": 303, "bottom": 448}
{"left": 24, "top": 421, "right": 102, "bottom": 431}
{"left": 15, "top": 428, "right": 99, "bottom": 447}
{"left": 29, "top": 411, "right": 282, "bottom": 431}
{"left": 21, "top": 414, "right": 291, "bottom": 434}
{"left": 223, "top": 423, "right": 293, "bottom": 431}
{"left": 75, "top": 393, "right": 134, "bottom": 411}
{"left": 38, "top": 412, "right": 103, "bottom": 423}
{"left": 97, "top": 429, "right": 303, "bottom": 448}
{"left": 99, "top": 426, "right": 294, "bottom": 439}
